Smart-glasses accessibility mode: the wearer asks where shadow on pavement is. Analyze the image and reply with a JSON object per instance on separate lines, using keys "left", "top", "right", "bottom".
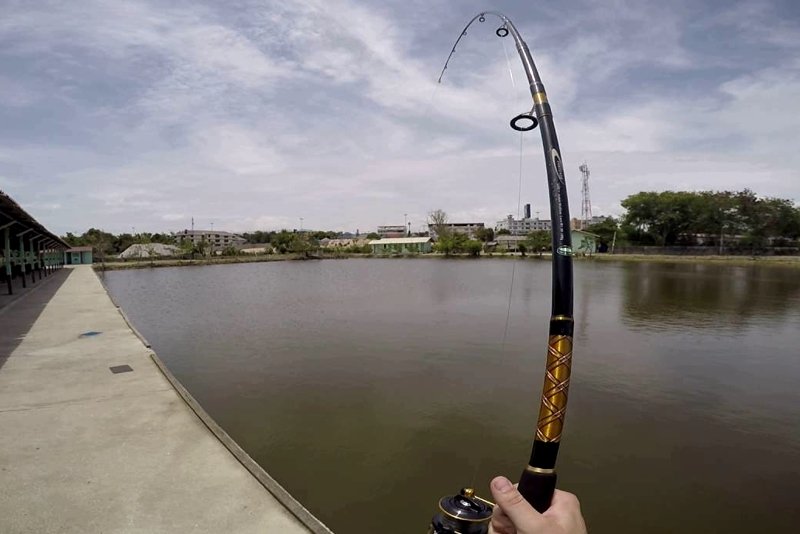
{"left": 0, "top": 268, "right": 72, "bottom": 370}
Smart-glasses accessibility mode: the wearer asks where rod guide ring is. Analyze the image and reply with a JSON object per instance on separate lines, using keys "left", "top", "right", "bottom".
{"left": 510, "top": 112, "right": 538, "bottom": 131}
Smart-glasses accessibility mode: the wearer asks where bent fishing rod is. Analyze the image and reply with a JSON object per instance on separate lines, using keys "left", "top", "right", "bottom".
{"left": 430, "top": 12, "right": 574, "bottom": 534}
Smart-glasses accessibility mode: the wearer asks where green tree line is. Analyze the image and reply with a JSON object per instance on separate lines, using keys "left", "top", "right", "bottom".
{"left": 618, "top": 190, "right": 800, "bottom": 247}
{"left": 63, "top": 228, "right": 176, "bottom": 256}
{"left": 242, "top": 229, "right": 338, "bottom": 244}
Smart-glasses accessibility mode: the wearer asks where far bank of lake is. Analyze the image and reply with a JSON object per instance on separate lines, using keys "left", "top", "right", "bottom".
{"left": 94, "top": 251, "right": 800, "bottom": 271}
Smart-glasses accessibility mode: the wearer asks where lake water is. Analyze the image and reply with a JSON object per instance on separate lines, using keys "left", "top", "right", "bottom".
{"left": 103, "top": 258, "right": 800, "bottom": 533}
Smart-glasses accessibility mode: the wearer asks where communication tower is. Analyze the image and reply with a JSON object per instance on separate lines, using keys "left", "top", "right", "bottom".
{"left": 579, "top": 162, "right": 592, "bottom": 229}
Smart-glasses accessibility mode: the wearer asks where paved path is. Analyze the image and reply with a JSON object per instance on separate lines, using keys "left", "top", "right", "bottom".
{"left": 0, "top": 266, "right": 314, "bottom": 533}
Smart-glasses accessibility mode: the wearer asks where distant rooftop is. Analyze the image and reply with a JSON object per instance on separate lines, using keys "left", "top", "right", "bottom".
{"left": 369, "top": 237, "right": 432, "bottom": 245}
{"left": 175, "top": 230, "right": 241, "bottom": 236}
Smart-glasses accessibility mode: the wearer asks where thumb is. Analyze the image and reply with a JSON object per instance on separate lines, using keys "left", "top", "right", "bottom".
{"left": 490, "top": 476, "right": 545, "bottom": 530}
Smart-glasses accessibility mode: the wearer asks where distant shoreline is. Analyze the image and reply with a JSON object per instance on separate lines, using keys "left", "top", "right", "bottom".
{"left": 94, "top": 254, "right": 311, "bottom": 271}
{"left": 586, "top": 253, "right": 800, "bottom": 267}
{"left": 93, "top": 252, "right": 800, "bottom": 271}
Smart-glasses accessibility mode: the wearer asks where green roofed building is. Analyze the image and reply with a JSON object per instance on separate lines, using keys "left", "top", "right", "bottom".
{"left": 369, "top": 237, "right": 432, "bottom": 255}
{"left": 571, "top": 229, "right": 600, "bottom": 256}
{"left": 65, "top": 246, "right": 93, "bottom": 265}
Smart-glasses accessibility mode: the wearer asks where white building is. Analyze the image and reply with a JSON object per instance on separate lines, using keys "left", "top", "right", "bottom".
{"left": 173, "top": 230, "right": 246, "bottom": 252}
{"left": 428, "top": 222, "right": 485, "bottom": 240}
{"left": 495, "top": 215, "right": 552, "bottom": 235}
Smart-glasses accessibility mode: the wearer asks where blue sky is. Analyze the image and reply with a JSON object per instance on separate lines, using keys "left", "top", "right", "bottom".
{"left": 1, "top": 0, "right": 798, "bottom": 235}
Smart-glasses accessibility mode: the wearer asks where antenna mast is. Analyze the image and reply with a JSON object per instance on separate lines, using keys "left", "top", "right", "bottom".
{"left": 579, "top": 162, "right": 592, "bottom": 229}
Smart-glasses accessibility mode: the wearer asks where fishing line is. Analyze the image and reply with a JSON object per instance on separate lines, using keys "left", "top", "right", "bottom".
{"left": 470, "top": 33, "right": 528, "bottom": 491}
{"left": 435, "top": 17, "right": 531, "bottom": 492}
{"left": 500, "top": 34, "right": 525, "bottom": 355}
{"left": 499, "top": 136, "right": 524, "bottom": 354}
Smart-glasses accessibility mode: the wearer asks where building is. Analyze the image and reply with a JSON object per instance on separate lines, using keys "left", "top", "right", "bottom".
{"left": 496, "top": 214, "right": 552, "bottom": 235}
{"left": 377, "top": 225, "right": 407, "bottom": 238}
{"left": 495, "top": 235, "right": 528, "bottom": 252}
{"left": 65, "top": 246, "right": 93, "bottom": 265}
{"left": 571, "top": 215, "right": 610, "bottom": 230}
{"left": 173, "top": 230, "right": 246, "bottom": 252}
{"left": 571, "top": 229, "right": 600, "bottom": 255}
{"left": 319, "top": 238, "right": 368, "bottom": 248}
{"left": 1, "top": 189, "right": 69, "bottom": 296}
{"left": 369, "top": 237, "right": 432, "bottom": 254}
{"left": 428, "top": 222, "right": 485, "bottom": 240}
{"left": 118, "top": 243, "right": 180, "bottom": 259}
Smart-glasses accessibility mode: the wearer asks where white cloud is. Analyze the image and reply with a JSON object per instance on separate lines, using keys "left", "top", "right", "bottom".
{"left": 0, "top": 0, "right": 798, "bottom": 236}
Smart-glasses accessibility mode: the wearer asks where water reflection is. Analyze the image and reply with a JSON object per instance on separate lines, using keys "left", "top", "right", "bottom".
{"left": 620, "top": 262, "right": 800, "bottom": 330}
{"left": 104, "top": 259, "right": 800, "bottom": 534}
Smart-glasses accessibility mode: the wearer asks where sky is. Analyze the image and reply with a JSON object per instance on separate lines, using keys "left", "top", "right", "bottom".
{"left": 1, "top": 0, "right": 799, "bottom": 235}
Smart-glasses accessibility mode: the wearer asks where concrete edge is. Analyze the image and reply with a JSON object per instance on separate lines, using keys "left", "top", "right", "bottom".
{"left": 93, "top": 270, "right": 334, "bottom": 534}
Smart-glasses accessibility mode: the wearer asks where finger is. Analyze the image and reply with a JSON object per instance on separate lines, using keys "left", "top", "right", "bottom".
{"left": 545, "top": 489, "right": 581, "bottom": 515}
{"left": 490, "top": 476, "right": 545, "bottom": 529}
{"left": 490, "top": 505, "right": 516, "bottom": 534}
{"left": 544, "top": 489, "right": 587, "bottom": 533}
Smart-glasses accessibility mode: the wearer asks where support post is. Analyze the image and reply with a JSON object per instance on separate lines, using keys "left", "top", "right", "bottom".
{"left": 37, "top": 240, "right": 43, "bottom": 280}
{"left": 28, "top": 236, "right": 37, "bottom": 285}
{"left": 3, "top": 227, "right": 11, "bottom": 295}
{"left": 19, "top": 235, "right": 27, "bottom": 289}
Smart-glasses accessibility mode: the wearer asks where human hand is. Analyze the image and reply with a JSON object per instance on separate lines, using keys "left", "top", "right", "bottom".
{"left": 488, "top": 476, "right": 587, "bottom": 534}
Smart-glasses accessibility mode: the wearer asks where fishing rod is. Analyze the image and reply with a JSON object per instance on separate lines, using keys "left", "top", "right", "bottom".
{"left": 430, "top": 11, "right": 574, "bottom": 533}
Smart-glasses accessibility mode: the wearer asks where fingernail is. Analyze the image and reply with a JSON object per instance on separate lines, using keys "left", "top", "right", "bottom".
{"left": 492, "top": 476, "right": 513, "bottom": 493}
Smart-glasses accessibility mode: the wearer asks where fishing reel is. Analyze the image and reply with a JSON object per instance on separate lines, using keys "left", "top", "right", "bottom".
{"left": 429, "top": 487, "right": 494, "bottom": 534}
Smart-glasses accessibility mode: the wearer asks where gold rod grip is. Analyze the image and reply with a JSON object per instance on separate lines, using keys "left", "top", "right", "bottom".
{"left": 535, "top": 335, "right": 573, "bottom": 443}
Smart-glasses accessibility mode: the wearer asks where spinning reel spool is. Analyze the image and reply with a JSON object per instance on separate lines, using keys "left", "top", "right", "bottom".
{"left": 429, "top": 488, "right": 493, "bottom": 534}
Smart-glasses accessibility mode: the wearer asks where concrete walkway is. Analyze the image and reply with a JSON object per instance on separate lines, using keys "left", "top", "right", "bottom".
{"left": 0, "top": 266, "right": 314, "bottom": 533}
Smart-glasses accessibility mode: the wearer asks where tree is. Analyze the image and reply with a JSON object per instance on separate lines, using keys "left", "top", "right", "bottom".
{"left": 464, "top": 240, "right": 482, "bottom": 257}
{"left": 585, "top": 218, "right": 620, "bottom": 246}
{"left": 271, "top": 230, "right": 295, "bottom": 252}
{"left": 429, "top": 209, "right": 450, "bottom": 241}
{"left": 434, "top": 232, "right": 468, "bottom": 255}
{"left": 194, "top": 238, "right": 209, "bottom": 257}
{"left": 179, "top": 238, "right": 195, "bottom": 258}
{"left": 151, "top": 233, "right": 176, "bottom": 245}
{"left": 621, "top": 191, "right": 700, "bottom": 245}
{"left": 496, "top": 228, "right": 511, "bottom": 236}
{"left": 289, "top": 234, "right": 319, "bottom": 257}
{"left": 619, "top": 189, "right": 800, "bottom": 250}
{"left": 524, "top": 230, "right": 551, "bottom": 255}
{"left": 365, "top": 232, "right": 380, "bottom": 240}
{"left": 474, "top": 227, "right": 495, "bottom": 242}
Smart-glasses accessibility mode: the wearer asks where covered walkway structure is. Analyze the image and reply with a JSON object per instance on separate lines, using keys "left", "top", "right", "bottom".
{"left": 1, "top": 190, "right": 69, "bottom": 302}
